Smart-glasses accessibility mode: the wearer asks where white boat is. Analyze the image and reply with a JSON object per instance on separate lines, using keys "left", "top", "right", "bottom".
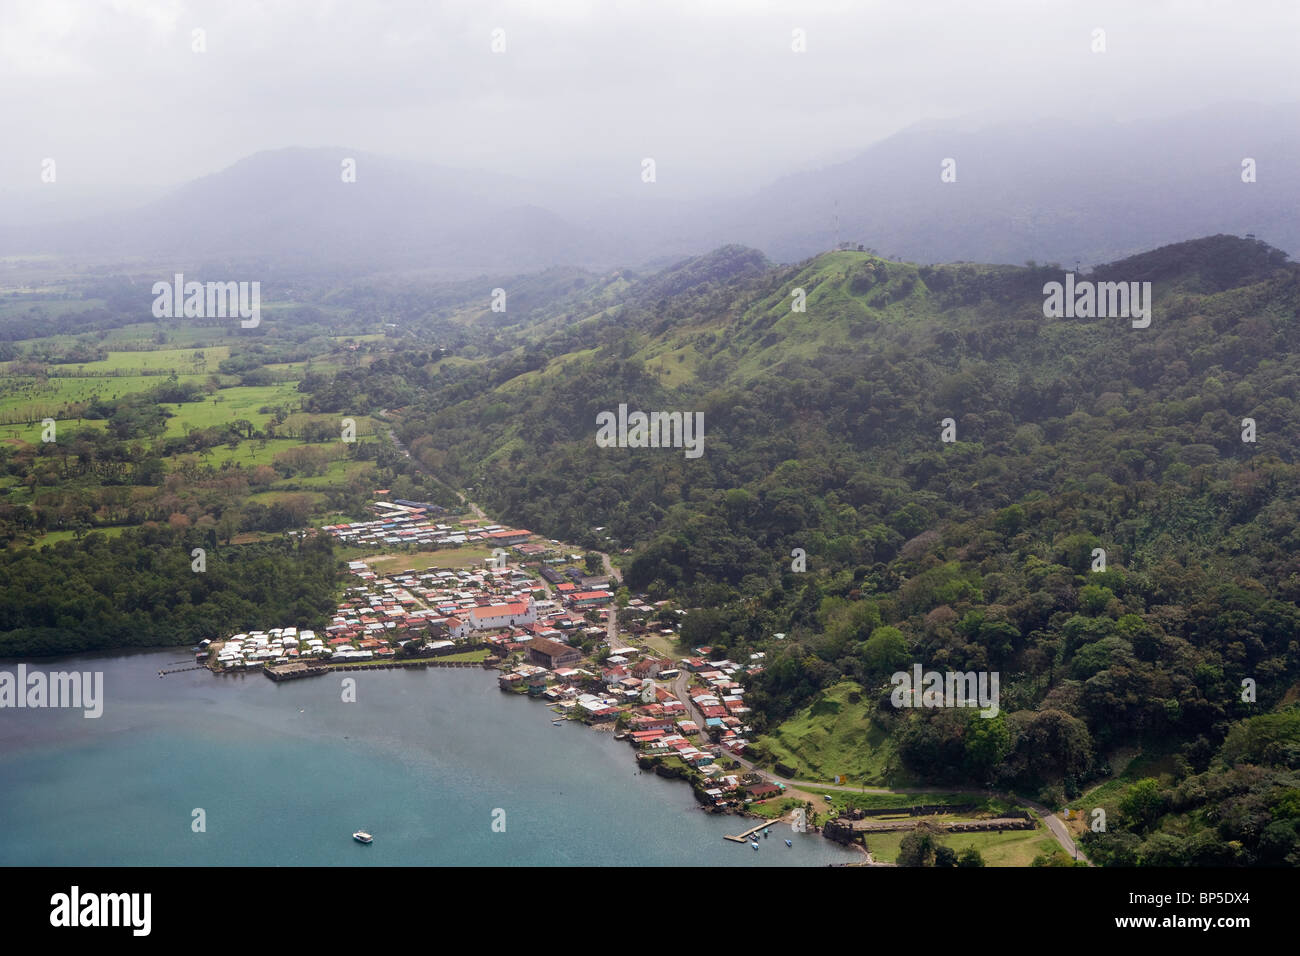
{"left": 353, "top": 831, "right": 373, "bottom": 844}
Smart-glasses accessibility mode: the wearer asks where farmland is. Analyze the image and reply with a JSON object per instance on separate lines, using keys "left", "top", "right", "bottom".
{"left": 0, "top": 278, "right": 446, "bottom": 553}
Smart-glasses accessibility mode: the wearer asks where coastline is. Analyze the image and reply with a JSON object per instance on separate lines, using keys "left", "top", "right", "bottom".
{"left": 1, "top": 647, "right": 862, "bottom": 866}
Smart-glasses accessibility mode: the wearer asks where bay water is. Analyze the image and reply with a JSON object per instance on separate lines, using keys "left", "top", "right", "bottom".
{"left": 0, "top": 648, "right": 859, "bottom": 866}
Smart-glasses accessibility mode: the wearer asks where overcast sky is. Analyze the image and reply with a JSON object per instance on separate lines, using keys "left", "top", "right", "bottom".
{"left": 3, "top": 0, "right": 1299, "bottom": 202}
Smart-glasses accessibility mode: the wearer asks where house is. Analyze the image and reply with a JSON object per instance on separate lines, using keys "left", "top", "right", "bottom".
{"left": 528, "top": 636, "right": 583, "bottom": 670}
{"left": 570, "top": 590, "right": 612, "bottom": 608}
{"left": 630, "top": 715, "right": 674, "bottom": 732}
{"left": 467, "top": 599, "right": 536, "bottom": 631}
{"left": 632, "top": 658, "right": 665, "bottom": 679}
{"left": 487, "top": 529, "right": 532, "bottom": 546}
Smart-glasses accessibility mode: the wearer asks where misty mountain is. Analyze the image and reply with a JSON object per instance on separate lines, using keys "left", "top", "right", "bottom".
{"left": 2, "top": 105, "right": 1297, "bottom": 276}
{"left": 714, "top": 103, "right": 1300, "bottom": 267}
{"left": 0, "top": 148, "right": 618, "bottom": 277}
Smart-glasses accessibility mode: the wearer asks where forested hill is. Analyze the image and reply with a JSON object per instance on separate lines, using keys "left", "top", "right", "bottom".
{"left": 396, "top": 234, "right": 1300, "bottom": 865}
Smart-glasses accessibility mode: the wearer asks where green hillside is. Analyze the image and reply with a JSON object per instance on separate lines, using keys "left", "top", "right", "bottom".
{"left": 379, "top": 234, "right": 1300, "bottom": 866}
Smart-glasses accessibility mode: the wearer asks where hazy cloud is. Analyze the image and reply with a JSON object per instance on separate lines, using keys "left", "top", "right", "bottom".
{"left": 2, "top": 0, "right": 1299, "bottom": 199}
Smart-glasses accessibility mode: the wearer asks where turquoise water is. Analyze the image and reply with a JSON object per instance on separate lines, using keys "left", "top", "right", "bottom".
{"left": 0, "top": 649, "right": 859, "bottom": 866}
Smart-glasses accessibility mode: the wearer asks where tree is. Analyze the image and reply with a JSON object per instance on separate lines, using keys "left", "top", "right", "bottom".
{"left": 897, "top": 823, "right": 942, "bottom": 866}
{"left": 964, "top": 712, "right": 1011, "bottom": 779}
{"left": 956, "top": 846, "right": 986, "bottom": 867}
{"left": 862, "top": 625, "right": 909, "bottom": 675}
{"left": 1032, "top": 847, "right": 1080, "bottom": 867}
{"left": 1119, "top": 778, "right": 1166, "bottom": 833}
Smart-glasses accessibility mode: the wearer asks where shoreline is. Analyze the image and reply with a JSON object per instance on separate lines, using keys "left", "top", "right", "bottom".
{"left": 5, "top": 645, "right": 842, "bottom": 852}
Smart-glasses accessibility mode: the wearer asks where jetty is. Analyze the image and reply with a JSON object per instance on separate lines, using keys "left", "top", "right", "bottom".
{"left": 265, "top": 663, "right": 330, "bottom": 681}
{"left": 724, "top": 821, "right": 770, "bottom": 843}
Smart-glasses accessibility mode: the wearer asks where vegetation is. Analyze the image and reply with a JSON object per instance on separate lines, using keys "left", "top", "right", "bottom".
{"left": 0, "top": 526, "right": 338, "bottom": 655}
{"left": 4, "top": 234, "right": 1298, "bottom": 866}
{"left": 383, "top": 235, "right": 1300, "bottom": 866}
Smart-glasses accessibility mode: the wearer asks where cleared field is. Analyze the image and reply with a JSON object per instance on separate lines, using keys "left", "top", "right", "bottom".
{"left": 343, "top": 546, "right": 496, "bottom": 575}
{"left": 0, "top": 419, "right": 108, "bottom": 443}
{"left": 430, "top": 649, "right": 490, "bottom": 663}
{"left": 757, "top": 681, "right": 895, "bottom": 784}
{"left": 101, "top": 324, "right": 246, "bottom": 349}
{"left": 271, "top": 459, "right": 377, "bottom": 486}
{"left": 280, "top": 412, "right": 377, "bottom": 437}
{"left": 0, "top": 373, "right": 213, "bottom": 421}
{"left": 159, "top": 383, "right": 304, "bottom": 436}
{"left": 0, "top": 297, "right": 106, "bottom": 318}
{"left": 38, "top": 346, "right": 233, "bottom": 375}
{"left": 246, "top": 489, "right": 328, "bottom": 507}
{"left": 798, "top": 788, "right": 1000, "bottom": 813}
{"left": 30, "top": 525, "right": 130, "bottom": 547}
{"left": 865, "top": 826, "right": 1058, "bottom": 867}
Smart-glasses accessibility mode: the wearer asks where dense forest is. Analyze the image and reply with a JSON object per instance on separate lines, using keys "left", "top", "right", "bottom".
{"left": 386, "top": 235, "right": 1300, "bottom": 866}
{"left": 0, "top": 526, "right": 339, "bottom": 657}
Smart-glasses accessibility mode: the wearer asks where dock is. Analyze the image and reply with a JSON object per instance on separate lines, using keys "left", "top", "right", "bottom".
{"left": 158, "top": 665, "right": 206, "bottom": 676}
{"left": 724, "top": 821, "right": 771, "bottom": 843}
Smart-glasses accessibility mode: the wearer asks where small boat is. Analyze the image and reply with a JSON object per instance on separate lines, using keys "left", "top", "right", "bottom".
{"left": 751, "top": 842, "right": 759, "bottom": 850}
{"left": 785, "top": 839, "right": 792, "bottom": 847}
{"left": 352, "top": 831, "right": 373, "bottom": 844}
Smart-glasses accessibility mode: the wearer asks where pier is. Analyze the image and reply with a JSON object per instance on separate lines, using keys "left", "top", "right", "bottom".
{"left": 724, "top": 821, "right": 772, "bottom": 843}
{"left": 157, "top": 665, "right": 206, "bottom": 676}
{"left": 257, "top": 658, "right": 487, "bottom": 680}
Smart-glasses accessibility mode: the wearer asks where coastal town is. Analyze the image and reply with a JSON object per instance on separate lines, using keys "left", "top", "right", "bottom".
{"left": 191, "top": 496, "right": 1071, "bottom": 862}
{"left": 190, "top": 497, "right": 841, "bottom": 838}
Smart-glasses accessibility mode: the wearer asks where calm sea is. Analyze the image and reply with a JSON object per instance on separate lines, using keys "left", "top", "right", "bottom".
{"left": 0, "top": 648, "right": 859, "bottom": 866}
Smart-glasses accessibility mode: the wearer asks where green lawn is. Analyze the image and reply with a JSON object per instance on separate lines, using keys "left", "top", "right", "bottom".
{"left": 341, "top": 546, "right": 496, "bottom": 575}
{"left": 0, "top": 373, "right": 211, "bottom": 422}
{"left": 42, "top": 346, "right": 232, "bottom": 376}
{"left": 757, "top": 681, "right": 895, "bottom": 784}
{"left": 159, "top": 383, "right": 304, "bottom": 436}
{"left": 30, "top": 525, "right": 130, "bottom": 547}
{"left": 865, "top": 826, "right": 1059, "bottom": 867}
{"left": 431, "top": 649, "right": 490, "bottom": 663}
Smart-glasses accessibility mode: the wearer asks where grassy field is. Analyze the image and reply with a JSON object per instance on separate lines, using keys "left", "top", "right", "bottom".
{"left": 30, "top": 525, "right": 130, "bottom": 547}
{"left": 0, "top": 297, "right": 106, "bottom": 318}
{"left": 865, "top": 826, "right": 1059, "bottom": 866}
{"left": 757, "top": 681, "right": 895, "bottom": 784}
{"left": 797, "top": 787, "right": 1004, "bottom": 813}
{"left": 1063, "top": 746, "right": 1185, "bottom": 842}
{"left": 0, "top": 373, "right": 214, "bottom": 422}
{"left": 36, "top": 346, "right": 234, "bottom": 375}
{"left": 747, "top": 797, "right": 803, "bottom": 820}
{"left": 430, "top": 649, "right": 490, "bottom": 663}
{"left": 342, "top": 546, "right": 497, "bottom": 575}
{"left": 159, "top": 383, "right": 304, "bottom": 436}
